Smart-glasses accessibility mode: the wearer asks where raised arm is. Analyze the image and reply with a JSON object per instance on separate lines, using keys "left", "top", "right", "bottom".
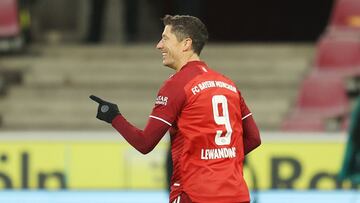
{"left": 90, "top": 95, "right": 170, "bottom": 154}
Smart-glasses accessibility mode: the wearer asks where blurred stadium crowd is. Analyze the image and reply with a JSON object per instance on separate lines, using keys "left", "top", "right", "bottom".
{"left": 0, "top": 0, "right": 359, "bottom": 132}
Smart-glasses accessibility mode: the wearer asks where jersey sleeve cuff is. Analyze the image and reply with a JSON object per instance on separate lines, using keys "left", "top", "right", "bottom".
{"left": 111, "top": 114, "right": 123, "bottom": 126}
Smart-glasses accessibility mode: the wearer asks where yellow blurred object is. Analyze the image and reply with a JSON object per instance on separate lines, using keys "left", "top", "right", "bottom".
{"left": 244, "top": 140, "right": 355, "bottom": 190}
{"left": 347, "top": 15, "right": 360, "bottom": 27}
{"left": 19, "top": 9, "right": 31, "bottom": 28}
{"left": 0, "top": 141, "right": 167, "bottom": 189}
{"left": 0, "top": 135, "right": 354, "bottom": 190}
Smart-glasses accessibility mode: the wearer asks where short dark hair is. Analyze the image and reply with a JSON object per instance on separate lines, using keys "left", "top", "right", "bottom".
{"left": 162, "top": 15, "right": 208, "bottom": 55}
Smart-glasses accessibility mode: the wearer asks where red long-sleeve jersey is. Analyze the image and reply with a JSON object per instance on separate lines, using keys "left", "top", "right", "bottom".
{"left": 112, "top": 61, "right": 261, "bottom": 203}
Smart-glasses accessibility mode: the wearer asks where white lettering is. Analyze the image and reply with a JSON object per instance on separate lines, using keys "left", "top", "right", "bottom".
{"left": 201, "top": 149, "right": 207, "bottom": 160}
{"left": 191, "top": 80, "right": 237, "bottom": 95}
{"left": 155, "top": 95, "right": 168, "bottom": 105}
{"left": 215, "top": 81, "right": 237, "bottom": 93}
{"left": 192, "top": 86, "right": 200, "bottom": 95}
{"left": 208, "top": 149, "right": 214, "bottom": 159}
{"left": 214, "top": 149, "right": 219, "bottom": 159}
{"left": 198, "top": 81, "right": 216, "bottom": 91}
{"left": 200, "top": 147, "right": 236, "bottom": 160}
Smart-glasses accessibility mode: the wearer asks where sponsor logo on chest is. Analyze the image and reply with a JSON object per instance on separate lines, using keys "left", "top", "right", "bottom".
{"left": 155, "top": 95, "right": 168, "bottom": 106}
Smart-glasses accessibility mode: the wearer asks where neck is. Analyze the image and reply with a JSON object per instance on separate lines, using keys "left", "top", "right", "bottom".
{"left": 175, "top": 53, "right": 201, "bottom": 72}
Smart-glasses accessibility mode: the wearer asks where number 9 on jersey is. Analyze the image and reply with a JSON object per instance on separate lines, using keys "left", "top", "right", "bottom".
{"left": 212, "top": 95, "right": 233, "bottom": 145}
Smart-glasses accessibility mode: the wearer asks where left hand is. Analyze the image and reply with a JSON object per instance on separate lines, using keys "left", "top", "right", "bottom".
{"left": 89, "top": 95, "right": 120, "bottom": 123}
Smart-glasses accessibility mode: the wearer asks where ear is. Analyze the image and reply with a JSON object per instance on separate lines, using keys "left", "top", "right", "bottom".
{"left": 182, "top": 38, "right": 193, "bottom": 52}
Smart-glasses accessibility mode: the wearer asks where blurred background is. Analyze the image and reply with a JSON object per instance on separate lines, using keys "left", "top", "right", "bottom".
{"left": 0, "top": 0, "right": 359, "bottom": 202}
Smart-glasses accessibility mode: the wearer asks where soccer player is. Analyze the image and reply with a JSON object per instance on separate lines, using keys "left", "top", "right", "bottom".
{"left": 90, "top": 15, "right": 261, "bottom": 203}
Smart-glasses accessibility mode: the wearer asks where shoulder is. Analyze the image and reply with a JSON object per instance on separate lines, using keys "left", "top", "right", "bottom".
{"left": 211, "top": 69, "right": 237, "bottom": 86}
{"left": 161, "top": 64, "right": 205, "bottom": 91}
{"left": 206, "top": 68, "right": 240, "bottom": 93}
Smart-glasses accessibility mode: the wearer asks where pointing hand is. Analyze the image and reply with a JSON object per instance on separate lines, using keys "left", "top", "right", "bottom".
{"left": 89, "top": 95, "right": 120, "bottom": 124}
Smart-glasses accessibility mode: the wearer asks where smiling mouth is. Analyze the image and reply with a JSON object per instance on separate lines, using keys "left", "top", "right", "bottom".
{"left": 161, "top": 53, "right": 167, "bottom": 60}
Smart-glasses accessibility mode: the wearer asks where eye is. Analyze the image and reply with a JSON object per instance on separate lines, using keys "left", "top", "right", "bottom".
{"left": 161, "top": 35, "right": 168, "bottom": 41}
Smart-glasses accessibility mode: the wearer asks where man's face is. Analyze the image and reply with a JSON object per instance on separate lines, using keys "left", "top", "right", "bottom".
{"left": 156, "top": 25, "right": 183, "bottom": 69}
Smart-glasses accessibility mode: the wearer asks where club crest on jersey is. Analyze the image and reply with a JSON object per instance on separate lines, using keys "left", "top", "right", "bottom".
{"left": 155, "top": 95, "right": 168, "bottom": 106}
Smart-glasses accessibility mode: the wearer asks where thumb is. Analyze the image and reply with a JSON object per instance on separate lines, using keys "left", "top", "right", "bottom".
{"left": 89, "top": 95, "right": 104, "bottom": 104}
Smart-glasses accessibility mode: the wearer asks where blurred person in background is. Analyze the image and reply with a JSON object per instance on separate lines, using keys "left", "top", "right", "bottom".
{"left": 90, "top": 15, "right": 261, "bottom": 203}
{"left": 339, "top": 95, "right": 360, "bottom": 183}
{"left": 85, "top": 0, "right": 106, "bottom": 43}
{"left": 85, "top": 0, "right": 139, "bottom": 43}
{"left": 18, "top": 0, "right": 33, "bottom": 45}
{"left": 0, "top": 0, "right": 32, "bottom": 52}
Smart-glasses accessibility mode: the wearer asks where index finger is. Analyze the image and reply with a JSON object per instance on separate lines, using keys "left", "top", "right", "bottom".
{"left": 89, "top": 95, "right": 104, "bottom": 104}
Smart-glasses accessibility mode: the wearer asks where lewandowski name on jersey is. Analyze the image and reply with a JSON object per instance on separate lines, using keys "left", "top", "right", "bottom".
{"left": 201, "top": 147, "right": 236, "bottom": 160}
{"left": 191, "top": 80, "right": 237, "bottom": 95}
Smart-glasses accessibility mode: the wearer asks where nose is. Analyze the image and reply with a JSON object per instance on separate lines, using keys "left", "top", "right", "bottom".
{"left": 156, "top": 40, "right": 163, "bottom": 50}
